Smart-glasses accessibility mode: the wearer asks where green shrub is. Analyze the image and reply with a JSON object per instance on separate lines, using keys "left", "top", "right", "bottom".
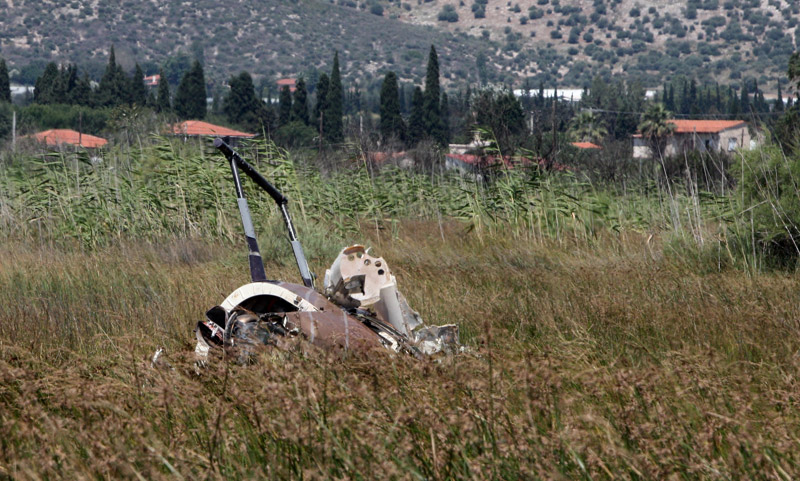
{"left": 733, "top": 144, "right": 800, "bottom": 268}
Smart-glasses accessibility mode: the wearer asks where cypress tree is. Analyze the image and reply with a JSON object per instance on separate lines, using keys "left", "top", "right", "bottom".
{"left": 291, "top": 77, "right": 309, "bottom": 125}
{"left": 63, "top": 65, "right": 78, "bottom": 104}
{"left": 689, "top": 79, "right": 699, "bottom": 115}
{"left": 440, "top": 91, "right": 451, "bottom": 144}
{"left": 0, "top": 59, "right": 9, "bottom": 103}
{"left": 34, "top": 62, "right": 59, "bottom": 104}
{"left": 679, "top": 80, "right": 690, "bottom": 115}
{"left": 278, "top": 85, "right": 292, "bottom": 126}
{"left": 324, "top": 52, "right": 343, "bottom": 143}
{"left": 423, "top": 45, "right": 446, "bottom": 145}
{"left": 96, "top": 46, "right": 130, "bottom": 107}
{"left": 130, "top": 63, "right": 147, "bottom": 106}
{"left": 408, "top": 86, "right": 425, "bottom": 144}
{"left": 379, "top": 71, "right": 405, "bottom": 141}
{"left": 156, "top": 68, "right": 171, "bottom": 113}
{"left": 728, "top": 86, "right": 740, "bottom": 115}
{"left": 740, "top": 82, "right": 750, "bottom": 114}
{"left": 314, "top": 73, "right": 329, "bottom": 133}
{"left": 666, "top": 85, "right": 675, "bottom": 112}
{"left": 175, "top": 60, "right": 206, "bottom": 119}
{"left": 775, "top": 81, "right": 785, "bottom": 112}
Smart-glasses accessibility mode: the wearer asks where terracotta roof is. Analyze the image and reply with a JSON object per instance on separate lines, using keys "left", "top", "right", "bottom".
{"left": 668, "top": 119, "right": 746, "bottom": 134}
{"left": 571, "top": 141, "right": 602, "bottom": 149}
{"left": 29, "top": 129, "right": 108, "bottom": 148}
{"left": 170, "top": 120, "right": 256, "bottom": 138}
{"left": 277, "top": 78, "right": 297, "bottom": 92}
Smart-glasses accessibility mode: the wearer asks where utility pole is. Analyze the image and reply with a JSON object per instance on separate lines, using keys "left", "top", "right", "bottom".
{"left": 11, "top": 110, "right": 16, "bottom": 151}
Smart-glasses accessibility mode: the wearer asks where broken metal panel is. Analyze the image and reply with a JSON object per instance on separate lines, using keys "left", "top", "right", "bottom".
{"left": 287, "top": 310, "right": 384, "bottom": 353}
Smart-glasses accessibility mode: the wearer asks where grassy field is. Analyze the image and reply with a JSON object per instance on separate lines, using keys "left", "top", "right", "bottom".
{"left": 1, "top": 139, "right": 799, "bottom": 479}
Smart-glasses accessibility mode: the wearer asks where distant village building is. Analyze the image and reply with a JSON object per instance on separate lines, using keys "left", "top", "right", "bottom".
{"left": 276, "top": 78, "right": 296, "bottom": 93}
{"left": 169, "top": 120, "right": 256, "bottom": 139}
{"left": 633, "top": 120, "right": 752, "bottom": 159}
{"left": 27, "top": 129, "right": 108, "bottom": 149}
{"left": 143, "top": 74, "right": 160, "bottom": 87}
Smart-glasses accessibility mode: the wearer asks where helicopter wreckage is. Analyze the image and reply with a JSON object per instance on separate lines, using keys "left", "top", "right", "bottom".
{"left": 193, "top": 139, "right": 461, "bottom": 363}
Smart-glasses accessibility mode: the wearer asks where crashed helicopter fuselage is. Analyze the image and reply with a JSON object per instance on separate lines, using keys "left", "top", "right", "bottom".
{"left": 194, "top": 139, "right": 459, "bottom": 362}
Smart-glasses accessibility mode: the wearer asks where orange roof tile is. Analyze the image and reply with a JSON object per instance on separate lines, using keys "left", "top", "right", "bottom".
{"left": 571, "top": 141, "right": 602, "bottom": 149}
{"left": 668, "top": 119, "right": 746, "bottom": 134}
{"left": 30, "top": 129, "right": 108, "bottom": 148}
{"left": 170, "top": 120, "right": 256, "bottom": 138}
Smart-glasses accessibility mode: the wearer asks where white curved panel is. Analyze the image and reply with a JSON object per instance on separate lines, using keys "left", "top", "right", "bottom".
{"left": 221, "top": 282, "right": 318, "bottom": 313}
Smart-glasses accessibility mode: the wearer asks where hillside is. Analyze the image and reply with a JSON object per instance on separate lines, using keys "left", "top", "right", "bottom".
{"left": 377, "top": 0, "right": 799, "bottom": 90}
{"left": 1, "top": 0, "right": 799, "bottom": 91}
{"left": 0, "top": 0, "right": 496, "bottom": 89}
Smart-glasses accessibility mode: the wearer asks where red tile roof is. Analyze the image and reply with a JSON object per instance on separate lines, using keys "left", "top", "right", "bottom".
{"left": 571, "top": 141, "right": 602, "bottom": 149}
{"left": 668, "top": 119, "right": 746, "bottom": 134}
{"left": 29, "top": 129, "right": 108, "bottom": 148}
{"left": 170, "top": 121, "right": 256, "bottom": 138}
{"left": 277, "top": 78, "right": 297, "bottom": 92}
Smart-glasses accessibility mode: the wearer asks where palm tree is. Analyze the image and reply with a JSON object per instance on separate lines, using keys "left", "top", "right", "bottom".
{"left": 568, "top": 111, "right": 608, "bottom": 143}
{"left": 638, "top": 103, "right": 676, "bottom": 160}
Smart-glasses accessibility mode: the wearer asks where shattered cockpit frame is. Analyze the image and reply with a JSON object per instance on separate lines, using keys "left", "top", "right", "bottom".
{"left": 194, "top": 139, "right": 460, "bottom": 363}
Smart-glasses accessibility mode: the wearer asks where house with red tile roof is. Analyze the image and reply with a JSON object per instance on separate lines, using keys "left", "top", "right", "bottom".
{"left": 169, "top": 120, "right": 256, "bottom": 139}
{"left": 633, "top": 119, "right": 751, "bottom": 159}
{"left": 276, "top": 78, "right": 296, "bottom": 93}
{"left": 27, "top": 129, "right": 108, "bottom": 149}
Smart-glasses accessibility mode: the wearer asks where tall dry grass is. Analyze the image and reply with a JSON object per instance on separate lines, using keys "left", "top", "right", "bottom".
{"left": 1, "top": 223, "right": 799, "bottom": 479}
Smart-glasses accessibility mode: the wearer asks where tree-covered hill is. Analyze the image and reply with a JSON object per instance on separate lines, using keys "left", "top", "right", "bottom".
{"left": 0, "top": 0, "right": 495, "bottom": 89}
{"left": 345, "top": 0, "right": 800, "bottom": 90}
{"left": 1, "top": 0, "right": 799, "bottom": 90}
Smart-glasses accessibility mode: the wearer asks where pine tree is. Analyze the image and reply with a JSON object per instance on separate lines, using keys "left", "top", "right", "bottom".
{"left": 174, "top": 60, "right": 206, "bottom": 120}
{"left": 278, "top": 85, "right": 292, "bottom": 126}
{"left": 314, "top": 73, "right": 329, "bottom": 133}
{"left": 324, "top": 52, "right": 343, "bottom": 143}
{"left": 0, "top": 59, "right": 9, "bottom": 103}
{"left": 156, "top": 68, "right": 171, "bottom": 113}
{"left": 291, "top": 77, "right": 309, "bottom": 125}
{"left": 130, "top": 63, "right": 147, "bottom": 106}
{"left": 423, "top": 45, "right": 446, "bottom": 145}
{"left": 408, "top": 86, "right": 424, "bottom": 144}
{"left": 379, "top": 71, "right": 405, "bottom": 141}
